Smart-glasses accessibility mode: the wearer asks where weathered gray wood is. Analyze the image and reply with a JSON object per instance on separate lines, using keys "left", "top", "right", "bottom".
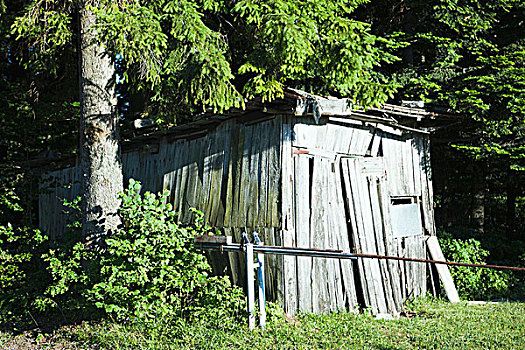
{"left": 427, "top": 236, "right": 460, "bottom": 302}
{"left": 215, "top": 123, "right": 230, "bottom": 227}
{"left": 182, "top": 159, "right": 198, "bottom": 224}
{"left": 310, "top": 157, "right": 330, "bottom": 314}
{"left": 212, "top": 137, "right": 226, "bottom": 226}
{"left": 404, "top": 237, "right": 415, "bottom": 299}
{"left": 348, "top": 127, "right": 374, "bottom": 156}
{"left": 326, "top": 123, "right": 351, "bottom": 153}
{"left": 323, "top": 160, "right": 338, "bottom": 312}
{"left": 314, "top": 122, "right": 328, "bottom": 152}
{"left": 370, "top": 130, "right": 382, "bottom": 157}
{"left": 332, "top": 161, "right": 358, "bottom": 311}
{"left": 40, "top": 101, "right": 440, "bottom": 317}
{"left": 267, "top": 117, "right": 281, "bottom": 227}
{"left": 234, "top": 228, "right": 247, "bottom": 288}
{"left": 171, "top": 142, "right": 184, "bottom": 213}
{"left": 343, "top": 158, "right": 397, "bottom": 315}
{"left": 418, "top": 136, "right": 436, "bottom": 236}
{"left": 281, "top": 115, "right": 297, "bottom": 315}
{"left": 402, "top": 137, "right": 416, "bottom": 195}
{"left": 341, "top": 159, "right": 371, "bottom": 307}
{"left": 247, "top": 124, "right": 261, "bottom": 228}
{"left": 326, "top": 160, "right": 346, "bottom": 311}
{"left": 378, "top": 176, "right": 403, "bottom": 312}
{"left": 257, "top": 120, "right": 271, "bottom": 228}
{"left": 411, "top": 137, "right": 422, "bottom": 196}
{"left": 281, "top": 115, "right": 294, "bottom": 231}
{"left": 223, "top": 122, "right": 239, "bottom": 227}
{"left": 292, "top": 117, "right": 317, "bottom": 150}
{"left": 260, "top": 228, "right": 275, "bottom": 301}
{"left": 368, "top": 175, "right": 397, "bottom": 314}
{"left": 282, "top": 229, "right": 297, "bottom": 315}
{"left": 417, "top": 235, "right": 427, "bottom": 297}
{"left": 194, "top": 235, "right": 233, "bottom": 244}
{"left": 232, "top": 125, "right": 246, "bottom": 227}
{"left": 294, "top": 154, "right": 313, "bottom": 313}
{"left": 162, "top": 171, "right": 175, "bottom": 204}
{"left": 222, "top": 227, "right": 240, "bottom": 286}
{"left": 354, "top": 161, "right": 389, "bottom": 315}
{"left": 381, "top": 134, "right": 405, "bottom": 196}
{"left": 176, "top": 162, "right": 189, "bottom": 220}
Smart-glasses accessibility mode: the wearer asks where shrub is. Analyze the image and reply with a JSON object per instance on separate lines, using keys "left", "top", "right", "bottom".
{"left": 0, "top": 187, "right": 50, "bottom": 328}
{"left": 439, "top": 231, "right": 511, "bottom": 300}
{"left": 0, "top": 224, "right": 48, "bottom": 324}
{"left": 1, "top": 180, "right": 246, "bottom": 330}
{"left": 88, "top": 179, "right": 246, "bottom": 326}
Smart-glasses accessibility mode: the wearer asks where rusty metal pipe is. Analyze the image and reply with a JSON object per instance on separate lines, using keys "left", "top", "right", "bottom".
{"left": 195, "top": 242, "right": 525, "bottom": 272}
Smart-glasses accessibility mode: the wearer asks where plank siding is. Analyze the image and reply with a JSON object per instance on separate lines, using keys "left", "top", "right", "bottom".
{"left": 40, "top": 111, "right": 438, "bottom": 317}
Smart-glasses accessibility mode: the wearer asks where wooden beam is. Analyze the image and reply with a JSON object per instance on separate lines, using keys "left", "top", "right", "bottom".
{"left": 194, "top": 235, "right": 233, "bottom": 244}
{"left": 426, "top": 236, "right": 460, "bottom": 303}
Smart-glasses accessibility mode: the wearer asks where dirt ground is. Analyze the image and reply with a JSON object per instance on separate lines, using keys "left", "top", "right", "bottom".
{"left": 0, "top": 329, "right": 97, "bottom": 350}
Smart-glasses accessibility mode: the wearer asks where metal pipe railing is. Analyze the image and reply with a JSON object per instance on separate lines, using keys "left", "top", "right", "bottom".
{"left": 195, "top": 232, "right": 525, "bottom": 330}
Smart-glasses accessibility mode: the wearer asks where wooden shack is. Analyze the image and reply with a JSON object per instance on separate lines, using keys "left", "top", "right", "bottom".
{"left": 39, "top": 89, "right": 455, "bottom": 316}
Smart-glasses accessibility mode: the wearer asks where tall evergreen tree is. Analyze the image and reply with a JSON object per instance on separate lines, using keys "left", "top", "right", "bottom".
{"left": 78, "top": 0, "right": 122, "bottom": 245}
{"left": 358, "top": 0, "right": 524, "bottom": 236}
{"left": 9, "top": 0, "right": 400, "bottom": 243}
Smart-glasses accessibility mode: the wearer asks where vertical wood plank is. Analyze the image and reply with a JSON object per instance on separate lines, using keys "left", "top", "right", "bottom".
{"left": 310, "top": 158, "right": 330, "bottom": 314}
{"left": 341, "top": 159, "right": 371, "bottom": 307}
{"left": 368, "top": 175, "right": 398, "bottom": 314}
{"left": 257, "top": 120, "right": 271, "bottom": 228}
{"left": 294, "top": 154, "right": 313, "bottom": 313}
{"left": 281, "top": 116, "right": 297, "bottom": 315}
{"left": 370, "top": 129, "right": 382, "bottom": 156}
{"left": 232, "top": 124, "right": 246, "bottom": 227}
{"left": 268, "top": 116, "right": 281, "bottom": 227}
{"left": 378, "top": 176, "right": 403, "bottom": 311}
{"left": 281, "top": 115, "right": 294, "bottom": 232}
{"left": 326, "top": 160, "right": 345, "bottom": 311}
{"left": 248, "top": 123, "right": 261, "bottom": 228}
{"left": 224, "top": 122, "right": 240, "bottom": 227}
{"left": 353, "top": 163, "right": 388, "bottom": 315}
{"left": 333, "top": 160, "right": 359, "bottom": 311}
{"left": 419, "top": 135, "right": 436, "bottom": 236}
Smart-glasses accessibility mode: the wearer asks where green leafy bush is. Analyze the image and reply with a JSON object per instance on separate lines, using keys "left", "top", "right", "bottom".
{"left": 0, "top": 187, "right": 50, "bottom": 327}
{"left": 439, "top": 231, "right": 511, "bottom": 300}
{"left": 0, "top": 224, "right": 48, "bottom": 321}
{"left": 88, "top": 179, "right": 246, "bottom": 326}
{"left": 1, "top": 180, "right": 245, "bottom": 330}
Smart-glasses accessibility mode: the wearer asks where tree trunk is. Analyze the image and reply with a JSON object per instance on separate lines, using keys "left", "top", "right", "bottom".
{"left": 79, "top": 0, "right": 123, "bottom": 248}
{"left": 470, "top": 163, "right": 485, "bottom": 235}
{"left": 506, "top": 165, "right": 517, "bottom": 240}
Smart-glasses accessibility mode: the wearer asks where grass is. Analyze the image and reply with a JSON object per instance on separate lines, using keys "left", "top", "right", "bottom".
{"left": 2, "top": 299, "right": 525, "bottom": 349}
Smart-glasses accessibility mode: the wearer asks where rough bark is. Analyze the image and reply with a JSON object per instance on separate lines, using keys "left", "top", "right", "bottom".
{"left": 79, "top": 0, "right": 123, "bottom": 248}
{"left": 470, "top": 163, "right": 485, "bottom": 235}
{"left": 506, "top": 165, "right": 517, "bottom": 240}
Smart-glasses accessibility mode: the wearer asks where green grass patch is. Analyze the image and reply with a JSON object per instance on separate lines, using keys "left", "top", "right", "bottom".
{"left": 64, "top": 299, "right": 525, "bottom": 349}
{"left": 2, "top": 299, "right": 524, "bottom": 349}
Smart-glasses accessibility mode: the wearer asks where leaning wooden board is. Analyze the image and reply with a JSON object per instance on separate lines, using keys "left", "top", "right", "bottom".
{"left": 426, "top": 236, "right": 460, "bottom": 303}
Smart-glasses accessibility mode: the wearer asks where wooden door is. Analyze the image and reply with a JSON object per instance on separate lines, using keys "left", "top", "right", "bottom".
{"left": 340, "top": 157, "right": 404, "bottom": 315}
{"left": 292, "top": 154, "right": 359, "bottom": 314}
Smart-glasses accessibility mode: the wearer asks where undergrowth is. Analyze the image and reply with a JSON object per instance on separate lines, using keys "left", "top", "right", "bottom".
{"left": 0, "top": 180, "right": 246, "bottom": 332}
{"left": 3, "top": 299, "right": 522, "bottom": 350}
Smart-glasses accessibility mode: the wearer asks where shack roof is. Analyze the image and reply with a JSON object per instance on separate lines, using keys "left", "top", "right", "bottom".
{"left": 25, "top": 88, "right": 460, "bottom": 170}
{"left": 128, "top": 88, "right": 460, "bottom": 145}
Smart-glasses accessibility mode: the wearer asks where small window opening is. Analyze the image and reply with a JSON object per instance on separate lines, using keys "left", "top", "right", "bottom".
{"left": 391, "top": 197, "right": 415, "bottom": 205}
{"left": 390, "top": 196, "right": 423, "bottom": 238}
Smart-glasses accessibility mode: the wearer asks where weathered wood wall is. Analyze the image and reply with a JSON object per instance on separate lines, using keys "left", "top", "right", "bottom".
{"left": 39, "top": 115, "right": 287, "bottom": 302}
{"left": 39, "top": 113, "right": 436, "bottom": 316}
{"left": 281, "top": 116, "right": 433, "bottom": 316}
